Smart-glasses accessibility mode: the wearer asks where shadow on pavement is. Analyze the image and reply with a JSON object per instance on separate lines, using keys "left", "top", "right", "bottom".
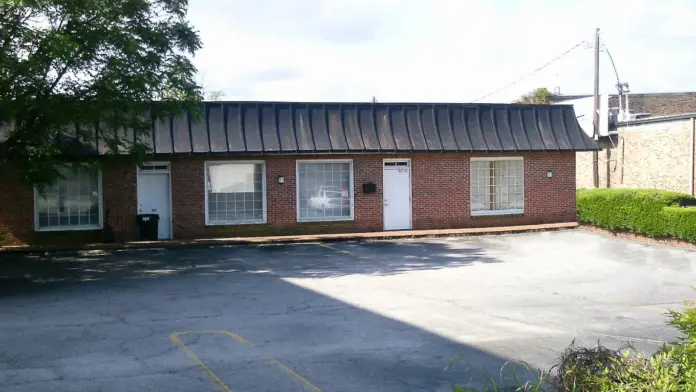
{"left": 0, "top": 240, "right": 537, "bottom": 391}
{"left": 0, "top": 239, "right": 500, "bottom": 295}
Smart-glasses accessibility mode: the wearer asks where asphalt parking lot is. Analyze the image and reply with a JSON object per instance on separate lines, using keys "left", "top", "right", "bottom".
{"left": 1, "top": 229, "right": 695, "bottom": 392}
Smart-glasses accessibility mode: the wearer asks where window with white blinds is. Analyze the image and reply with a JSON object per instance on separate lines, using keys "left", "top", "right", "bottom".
{"left": 34, "top": 166, "right": 102, "bottom": 231}
{"left": 470, "top": 158, "right": 524, "bottom": 216}
{"left": 205, "top": 162, "right": 266, "bottom": 225}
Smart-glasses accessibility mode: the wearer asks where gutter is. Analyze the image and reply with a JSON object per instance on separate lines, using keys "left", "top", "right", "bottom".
{"left": 617, "top": 112, "right": 696, "bottom": 127}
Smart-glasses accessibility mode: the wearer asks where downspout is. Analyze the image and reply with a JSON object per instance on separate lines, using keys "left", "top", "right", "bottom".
{"left": 691, "top": 117, "right": 695, "bottom": 196}
{"left": 606, "top": 145, "right": 611, "bottom": 188}
{"left": 620, "top": 136, "right": 625, "bottom": 185}
{"left": 625, "top": 90, "right": 630, "bottom": 119}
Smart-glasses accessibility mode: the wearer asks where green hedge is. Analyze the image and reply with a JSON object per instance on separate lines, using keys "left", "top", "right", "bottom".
{"left": 577, "top": 188, "right": 696, "bottom": 242}
{"left": 662, "top": 206, "right": 696, "bottom": 243}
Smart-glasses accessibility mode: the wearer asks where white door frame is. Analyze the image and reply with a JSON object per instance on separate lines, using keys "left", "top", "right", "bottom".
{"left": 137, "top": 162, "right": 173, "bottom": 239}
{"left": 382, "top": 158, "right": 412, "bottom": 230}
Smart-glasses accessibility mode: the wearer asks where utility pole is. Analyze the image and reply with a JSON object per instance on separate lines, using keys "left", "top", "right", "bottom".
{"left": 592, "top": 28, "right": 600, "bottom": 188}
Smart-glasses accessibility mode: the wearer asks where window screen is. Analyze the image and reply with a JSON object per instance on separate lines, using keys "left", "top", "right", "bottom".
{"left": 35, "top": 167, "right": 101, "bottom": 230}
{"left": 470, "top": 159, "right": 524, "bottom": 215}
{"left": 206, "top": 162, "right": 265, "bottom": 224}
{"left": 297, "top": 161, "right": 352, "bottom": 221}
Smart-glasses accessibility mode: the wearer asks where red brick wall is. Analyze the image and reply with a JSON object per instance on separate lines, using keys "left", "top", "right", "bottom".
{"left": 169, "top": 155, "right": 385, "bottom": 238}
{"left": 409, "top": 152, "right": 576, "bottom": 229}
{"left": 0, "top": 152, "right": 576, "bottom": 245}
{"left": 411, "top": 154, "right": 468, "bottom": 229}
{"left": 167, "top": 152, "right": 576, "bottom": 238}
{"left": 0, "top": 160, "right": 137, "bottom": 245}
{"left": 0, "top": 169, "right": 33, "bottom": 246}
{"left": 102, "top": 161, "right": 138, "bottom": 242}
{"left": 170, "top": 159, "right": 205, "bottom": 238}
{"left": 466, "top": 152, "right": 577, "bottom": 228}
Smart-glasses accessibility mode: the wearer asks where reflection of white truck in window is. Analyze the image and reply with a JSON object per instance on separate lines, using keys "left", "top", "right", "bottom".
{"left": 309, "top": 186, "right": 344, "bottom": 209}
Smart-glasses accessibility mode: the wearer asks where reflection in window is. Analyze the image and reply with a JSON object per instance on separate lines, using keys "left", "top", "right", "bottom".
{"left": 35, "top": 167, "right": 101, "bottom": 230}
{"left": 297, "top": 161, "right": 353, "bottom": 221}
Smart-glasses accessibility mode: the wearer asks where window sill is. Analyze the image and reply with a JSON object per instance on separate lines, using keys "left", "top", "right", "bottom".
{"left": 297, "top": 217, "right": 355, "bottom": 223}
{"left": 206, "top": 220, "right": 267, "bottom": 226}
{"left": 471, "top": 209, "right": 524, "bottom": 217}
{"left": 35, "top": 225, "right": 102, "bottom": 232}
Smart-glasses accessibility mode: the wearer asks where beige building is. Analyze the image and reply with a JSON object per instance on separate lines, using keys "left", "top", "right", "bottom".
{"left": 557, "top": 92, "right": 696, "bottom": 193}
{"left": 577, "top": 114, "right": 696, "bottom": 194}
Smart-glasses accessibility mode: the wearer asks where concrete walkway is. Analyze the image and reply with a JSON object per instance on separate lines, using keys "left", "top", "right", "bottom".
{"left": 0, "top": 222, "right": 578, "bottom": 253}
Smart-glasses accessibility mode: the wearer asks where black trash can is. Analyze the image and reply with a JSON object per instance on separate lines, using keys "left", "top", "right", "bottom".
{"left": 136, "top": 214, "right": 160, "bottom": 241}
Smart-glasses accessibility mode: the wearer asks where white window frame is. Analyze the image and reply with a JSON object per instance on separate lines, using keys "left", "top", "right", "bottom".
{"left": 470, "top": 157, "right": 524, "bottom": 217}
{"left": 34, "top": 168, "right": 104, "bottom": 232}
{"left": 296, "top": 159, "right": 355, "bottom": 222}
{"left": 204, "top": 161, "right": 267, "bottom": 226}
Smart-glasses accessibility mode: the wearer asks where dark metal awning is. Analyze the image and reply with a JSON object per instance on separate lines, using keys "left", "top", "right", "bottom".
{"left": 3, "top": 101, "right": 601, "bottom": 155}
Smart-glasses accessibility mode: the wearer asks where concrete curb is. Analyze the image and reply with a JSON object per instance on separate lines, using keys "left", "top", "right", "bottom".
{"left": 0, "top": 222, "right": 579, "bottom": 254}
{"left": 579, "top": 224, "right": 696, "bottom": 250}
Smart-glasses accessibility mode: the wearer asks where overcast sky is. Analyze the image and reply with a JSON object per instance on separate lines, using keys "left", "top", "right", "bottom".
{"left": 187, "top": 0, "right": 696, "bottom": 103}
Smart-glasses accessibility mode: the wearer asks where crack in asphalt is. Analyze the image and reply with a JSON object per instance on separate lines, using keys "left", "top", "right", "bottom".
{"left": 0, "top": 366, "right": 202, "bottom": 387}
{"left": 1, "top": 234, "right": 692, "bottom": 392}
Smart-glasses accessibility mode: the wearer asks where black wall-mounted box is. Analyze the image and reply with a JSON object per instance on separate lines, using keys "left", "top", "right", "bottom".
{"left": 362, "top": 182, "right": 376, "bottom": 194}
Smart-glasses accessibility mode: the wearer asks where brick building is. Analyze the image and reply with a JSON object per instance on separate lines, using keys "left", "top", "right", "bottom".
{"left": 562, "top": 92, "right": 696, "bottom": 192}
{"left": 550, "top": 92, "right": 696, "bottom": 118}
{"left": 576, "top": 114, "right": 696, "bottom": 192}
{"left": 0, "top": 101, "right": 598, "bottom": 246}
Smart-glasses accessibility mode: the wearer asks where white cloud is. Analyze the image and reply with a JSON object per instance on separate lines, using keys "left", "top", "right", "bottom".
{"left": 188, "top": 0, "right": 696, "bottom": 103}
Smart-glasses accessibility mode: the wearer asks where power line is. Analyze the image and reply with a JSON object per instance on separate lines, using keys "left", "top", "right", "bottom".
{"left": 472, "top": 41, "right": 588, "bottom": 102}
{"left": 601, "top": 44, "right": 621, "bottom": 86}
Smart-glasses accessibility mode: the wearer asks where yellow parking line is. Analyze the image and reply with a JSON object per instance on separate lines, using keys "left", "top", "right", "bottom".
{"left": 316, "top": 243, "right": 363, "bottom": 259}
{"left": 169, "top": 332, "right": 233, "bottom": 392}
{"left": 588, "top": 331, "right": 666, "bottom": 344}
{"left": 169, "top": 330, "right": 322, "bottom": 392}
{"left": 604, "top": 301, "right": 670, "bottom": 313}
{"left": 208, "top": 329, "right": 254, "bottom": 345}
{"left": 268, "top": 357, "right": 322, "bottom": 392}
{"left": 634, "top": 305, "right": 670, "bottom": 313}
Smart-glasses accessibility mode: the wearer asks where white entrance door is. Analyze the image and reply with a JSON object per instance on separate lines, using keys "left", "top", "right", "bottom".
{"left": 137, "top": 163, "right": 172, "bottom": 239}
{"left": 383, "top": 160, "right": 412, "bottom": 230}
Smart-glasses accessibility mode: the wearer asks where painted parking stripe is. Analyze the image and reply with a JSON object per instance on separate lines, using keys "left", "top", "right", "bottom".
{"left": 316, "top": 243, "right": 364, "bottom": 259}
{"left": 610, "top": 302, "right": 674, "bottom": 313}
{"left": 587, "top": 331, "right": 666, "bottom": 344}
{"left": 170, "top": 331, "right": 234, "bottom": 392}
{"left": 169, "top": 330, "right": 322, "bottom": 392}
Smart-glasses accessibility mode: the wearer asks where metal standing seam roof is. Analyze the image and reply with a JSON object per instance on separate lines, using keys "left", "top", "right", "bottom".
{"left": 90, "top": 101, "right": 600, "bottom": 154}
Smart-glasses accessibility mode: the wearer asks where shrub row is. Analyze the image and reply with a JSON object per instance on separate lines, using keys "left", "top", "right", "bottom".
{"left": 577, "top": 188, "right": 696, "bottom": 242}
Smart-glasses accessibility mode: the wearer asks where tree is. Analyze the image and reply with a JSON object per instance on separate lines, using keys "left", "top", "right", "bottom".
{"left": 205, "top": 90, "right": 225, "bottom": 101}
{"left": 515, "top": 87, "right": 553, "bottom": 104}
{"left": 0, "top": 0, "right": 203, "bottom": 187}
